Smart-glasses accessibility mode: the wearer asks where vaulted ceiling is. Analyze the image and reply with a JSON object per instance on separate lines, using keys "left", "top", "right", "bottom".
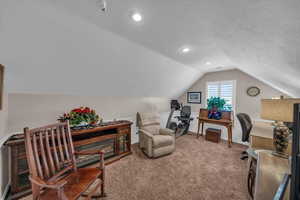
{"left": 1, "top": 0, "right": 300, "bottom": 97}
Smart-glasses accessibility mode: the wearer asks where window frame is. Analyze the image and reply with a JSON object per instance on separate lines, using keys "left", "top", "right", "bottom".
{"left": 206, "top": 80, "right": 236, "bottom": 112}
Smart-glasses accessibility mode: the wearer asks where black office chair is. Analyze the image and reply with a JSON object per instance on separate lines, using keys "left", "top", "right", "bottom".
{"left": 236, "top": 113, "right": 253, "bottom": 160}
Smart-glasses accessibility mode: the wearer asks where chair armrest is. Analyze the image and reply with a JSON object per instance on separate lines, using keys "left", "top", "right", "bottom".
{"left": 139, "top": 129, "right": 154, "bottom": 139}
{"left": 139, "top": 129, "right": 154, "bottom": 157}
{"left": 74, "top": 150, "right": 104, "bottom": 156}
{"left": 29, "top": 176, "right": 67, "bottom": 189}
{"left": 159, "top": 128, "right": 175, "bottom": 136}
{"left": 75, "top": 150, "right": 105, "bottom": 169}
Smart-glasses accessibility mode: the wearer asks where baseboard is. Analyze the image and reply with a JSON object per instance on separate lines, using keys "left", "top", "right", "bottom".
{"left": 0, "top": 182, "right": 10, "bottom": 200}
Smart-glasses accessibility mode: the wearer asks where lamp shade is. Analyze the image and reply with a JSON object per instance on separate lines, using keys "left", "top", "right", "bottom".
{"left": 261, "top": 99, "right": 300, "bottom": 122}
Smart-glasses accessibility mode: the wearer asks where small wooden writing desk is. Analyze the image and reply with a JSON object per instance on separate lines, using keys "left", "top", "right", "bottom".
{"left": 196, "top": 109, "right": 233, "bottom": 147}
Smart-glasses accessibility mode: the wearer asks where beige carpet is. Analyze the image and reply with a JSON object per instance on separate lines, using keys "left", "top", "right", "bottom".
{"left": 22, "top": 135, "right": 248, "bottom": 200}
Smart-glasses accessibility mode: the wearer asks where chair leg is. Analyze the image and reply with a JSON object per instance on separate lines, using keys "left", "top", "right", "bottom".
{"left": 86, "top": 181, "right": 101, "bottom": 200}
{"left": 57, "top": 188, "right": 68, "bottom": 200}
{"left": 100, "top": 173, "right": 106, "bottom": 197}
{"left": 31, "top": 184, "right": 40, "bottom": 200}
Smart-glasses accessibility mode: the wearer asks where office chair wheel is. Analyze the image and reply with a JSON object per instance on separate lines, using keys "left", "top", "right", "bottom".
{"left": 241, "top": 151, "right": 247, "bottom": 155}
{"left": 240, "top": 155, "right": 248, "bottom": 160}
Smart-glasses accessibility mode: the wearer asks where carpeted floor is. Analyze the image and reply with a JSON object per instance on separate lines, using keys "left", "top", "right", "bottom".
{"left": 22, "top": 135, "right": 248, "bottom": 200}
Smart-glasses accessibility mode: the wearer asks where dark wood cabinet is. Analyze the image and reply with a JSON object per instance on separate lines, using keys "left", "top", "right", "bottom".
{"left": 5, "top": 120, "right": 132, "bottom": 199}
{"left": 205, "top": 128, "right": 221, "bottom": 143}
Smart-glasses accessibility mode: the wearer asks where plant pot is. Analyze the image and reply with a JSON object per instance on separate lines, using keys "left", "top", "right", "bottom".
{"left": 211, "top": 105, "right": 218, "bottom": 112}
{"left": 208, "top": 111, "right": 222, "bottom": 120}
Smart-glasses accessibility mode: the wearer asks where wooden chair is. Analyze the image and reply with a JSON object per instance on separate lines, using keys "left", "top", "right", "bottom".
{"left": 24, "top": 121, "right": 106, "bottom": 200}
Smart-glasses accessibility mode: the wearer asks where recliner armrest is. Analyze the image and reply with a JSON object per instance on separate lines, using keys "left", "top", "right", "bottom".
{"left": 139, "top": 129, "right": 154, "bottom": 139}
{"left": 159, "top": 128, "right": 175, "bottom": 136}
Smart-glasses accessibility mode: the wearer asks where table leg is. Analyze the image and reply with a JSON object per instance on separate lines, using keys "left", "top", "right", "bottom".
{"left": 227, "top": 126, "right": 232, "bottom": 148}
{"left": 201, "top": 122, "right": 204, "bottom": 136}
{"left": 247, "top": 157, "right": 257, "bottom": 199}
{"left": 197, "top": 120, "right": 201, "bottom": 138}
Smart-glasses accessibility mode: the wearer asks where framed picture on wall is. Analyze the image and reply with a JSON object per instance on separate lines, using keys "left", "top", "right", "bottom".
{"left": 0, "top": 64, "right": 4, "bottom": 110}
{"left": 187, "top": 92, "right": 201, "bottom": 104}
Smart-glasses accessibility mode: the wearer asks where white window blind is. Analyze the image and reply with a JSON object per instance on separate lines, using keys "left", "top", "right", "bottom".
{"left": 206, "top": 80, "right": 235, "bottom": 111}
{"left": 207, "top": 82, "right": 219, "bottom": 99}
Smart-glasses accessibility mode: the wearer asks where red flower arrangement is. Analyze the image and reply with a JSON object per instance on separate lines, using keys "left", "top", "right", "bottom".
{"left": 59, "top": 107, "right": 101, "bottom": 127}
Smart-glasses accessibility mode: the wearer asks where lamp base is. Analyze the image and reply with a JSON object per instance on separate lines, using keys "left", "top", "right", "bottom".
{"left": 272, "top": 121, "right": 291, "bottom": 159}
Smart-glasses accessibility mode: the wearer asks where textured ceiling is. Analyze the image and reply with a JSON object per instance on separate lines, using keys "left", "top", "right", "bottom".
{"left": 1, "top": 0, "right": 300, "bottom": 97}
{"left": 51, "top": 0, "right": 300, "bottom": 97}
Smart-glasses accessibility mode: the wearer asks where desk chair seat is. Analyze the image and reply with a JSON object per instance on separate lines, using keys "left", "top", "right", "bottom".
{"left": 39, "top": 168, "right": 102, "bottom": 200}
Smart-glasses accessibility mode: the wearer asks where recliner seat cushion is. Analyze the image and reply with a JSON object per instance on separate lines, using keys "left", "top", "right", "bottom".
{"left": 152, "top": 135, "right": 174, "bottom": 148}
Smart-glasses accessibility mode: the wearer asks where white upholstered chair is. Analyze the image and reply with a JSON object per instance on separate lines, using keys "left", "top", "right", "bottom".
{"left": 136, "top": 112, "right": 175, "bottom": 158}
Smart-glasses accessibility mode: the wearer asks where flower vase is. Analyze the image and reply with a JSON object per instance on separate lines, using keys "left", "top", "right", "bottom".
{"left": 272, "top": 122, "right": 290, "bottom": 158}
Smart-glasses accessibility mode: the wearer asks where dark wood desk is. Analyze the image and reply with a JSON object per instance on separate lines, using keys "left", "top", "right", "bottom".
{"left": 196, "top": 109, "right": 233, "bottom": 147}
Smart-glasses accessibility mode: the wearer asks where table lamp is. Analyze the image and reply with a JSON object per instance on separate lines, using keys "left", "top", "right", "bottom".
{"left": 261, "top": 98, "right": 300, "bottom": 158}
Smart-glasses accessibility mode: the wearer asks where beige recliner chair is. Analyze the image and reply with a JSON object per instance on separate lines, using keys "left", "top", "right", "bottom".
{"left": 137, "top": 112, "right": 175, "bottom": 158}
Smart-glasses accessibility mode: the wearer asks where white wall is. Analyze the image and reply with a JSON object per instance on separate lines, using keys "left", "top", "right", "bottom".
{"left": 0, "top": 71, "right": 9, "bottom": 199}
{"left": 178, "top": 69, "right": 288, "bottom": 143}
{"left": 7, "top": 93, "right": 172, "bottom": 144}
{"left": 0, "top": 94, "right": 8, "bottom": 140}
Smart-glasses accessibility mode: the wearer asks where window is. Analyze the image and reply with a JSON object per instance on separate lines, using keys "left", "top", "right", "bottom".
{"left": 206, "top": 80, "right": 236, "bottom": 111}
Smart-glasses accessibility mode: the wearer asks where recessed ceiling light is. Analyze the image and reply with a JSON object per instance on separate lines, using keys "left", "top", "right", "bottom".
{"left": 132, "top": 13, "right": 142, "bottom": 22}
{"left": 205, "top": 61, "right": 212, "bottom": 65}
{"left": 181, "top": 47, "right": 190, "bottom": 53}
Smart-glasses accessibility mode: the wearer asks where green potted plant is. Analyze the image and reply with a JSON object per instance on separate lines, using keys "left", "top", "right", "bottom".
{"left": 207, "top": 97, "right": 226, "bottom": 119}
{"left": 207, "top": 97, "right": 226, "bottom": 111}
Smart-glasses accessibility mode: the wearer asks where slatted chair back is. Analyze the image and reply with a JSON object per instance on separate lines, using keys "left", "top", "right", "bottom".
{"left": 24, "top": 121, "right": 77, "bottom": 182}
